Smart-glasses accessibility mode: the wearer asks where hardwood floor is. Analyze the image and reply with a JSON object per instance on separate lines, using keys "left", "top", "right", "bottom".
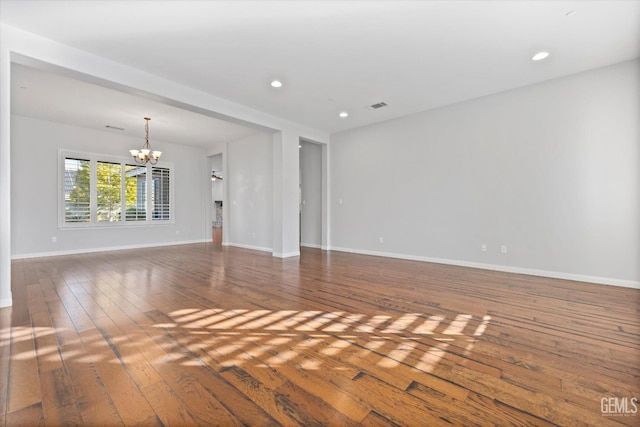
{"left": 1, "top": 243, "right": 638, "bottom": 426}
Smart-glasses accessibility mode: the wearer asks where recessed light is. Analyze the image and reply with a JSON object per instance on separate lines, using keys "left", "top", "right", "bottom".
{"left": 270, "top": 80, "right": 283, "bottom": 88}
{"left": 532, "top": 51, "right": 550, "bottom": 61}
{"left": 339, "top": 111, "right": 349, "bottom": 118}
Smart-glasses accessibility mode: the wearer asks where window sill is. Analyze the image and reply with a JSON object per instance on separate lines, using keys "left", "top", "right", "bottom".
{"left": 59, "top": 221, "right": 175, "bottom": 230}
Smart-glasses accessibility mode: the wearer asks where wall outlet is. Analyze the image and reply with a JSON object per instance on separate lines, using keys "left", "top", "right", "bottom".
{"left": 176, "top": 230, "right": 180, "bottom": 235}
{"left": 501, "top": 245, "right": 508, "bottom": 254}
{"left": 339, "top": 198, "right": 343, "bottom": 205}
{"left": 379, "top": 236, "right": 384, "bottom": 243}
{"left": 51, "top": 236, "right": 57, "bottom": 243}
{"left": 252, "top": 232, "right": 256, "bottom": 238}
{"left": 481, "top": 244, "right": 487, "bottom": 252}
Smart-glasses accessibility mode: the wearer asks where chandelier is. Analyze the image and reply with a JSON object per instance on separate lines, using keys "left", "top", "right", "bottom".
{"left": 129, "top": 117, "right": 162, "bottom": 165}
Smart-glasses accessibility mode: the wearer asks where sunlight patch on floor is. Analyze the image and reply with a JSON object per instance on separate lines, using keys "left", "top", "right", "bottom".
{"left": 3, "top": 309, "right": 491, "bottom": 375}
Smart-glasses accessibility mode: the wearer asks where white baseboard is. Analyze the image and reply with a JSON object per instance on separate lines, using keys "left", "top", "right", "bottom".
{"left": 273, "top": 251, "right": 301, "bottom": 258}
{"left": 10, "top": 239, "right": 208, "bottom": 260}
{"left": 301, "top": 243, "right": 330, "bottom": 251}
{"left": 224, "top": 242, "right": 300, "bottom": 258}
{"left": 300, "top": 242, "right": 322, "bottom": 249}
{"left": 225, "top": 242, "right": 273, "bottom": 253}
{"left": 329, "top": 246, "right": 640, "bottom": 289}
{"left": 12, "top": 241, "right": 635, "bottom": 289}
{"left": 224, "top": 243, "right": 299, "bottom": 258}
{"left": 0, "top": 297, "right": 12, "bottom": 308}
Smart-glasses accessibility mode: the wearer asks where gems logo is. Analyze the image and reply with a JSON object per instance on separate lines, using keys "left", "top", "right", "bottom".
{"left": 601, "top": 397, "right": 638, "bottom": 417}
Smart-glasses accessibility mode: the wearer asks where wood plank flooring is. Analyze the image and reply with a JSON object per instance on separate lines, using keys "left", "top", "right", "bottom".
{"left": 1, "top": 244, "right": 638, "bottom": 426}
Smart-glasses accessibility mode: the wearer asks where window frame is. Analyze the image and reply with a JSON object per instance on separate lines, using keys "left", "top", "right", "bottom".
{"left": 59, "top": 149, "right": 174, "bottom": 229}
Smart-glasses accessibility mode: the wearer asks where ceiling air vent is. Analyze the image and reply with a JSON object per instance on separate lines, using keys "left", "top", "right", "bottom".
{"left": 369, "top": 101, "right": 388, "bottom": 110}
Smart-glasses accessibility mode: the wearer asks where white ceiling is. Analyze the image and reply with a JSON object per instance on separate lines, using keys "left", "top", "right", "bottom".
{"left": 10, "top": 63, "right": 264, "bottom": 148}
{"left": 2, "top": 0, "right": 639, "bottom": 143}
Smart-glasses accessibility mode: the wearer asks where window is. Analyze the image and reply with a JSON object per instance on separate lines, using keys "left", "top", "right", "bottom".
{"left": 64, "top": 158, "right": 91, "bottom": 223}
{"left": 60, "top": 151, "right": 173, "bottom": 227}
{"left": 125, "top": 165, "right": 146, "bottom": 221}
{"left": 97, "top": 161, "right": 122, "bottom": 222}
{"left": 152, "top": 167, "right": 170, "bottom": 220}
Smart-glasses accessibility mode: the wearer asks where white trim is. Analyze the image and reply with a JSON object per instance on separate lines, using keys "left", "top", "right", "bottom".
{"left": 300, "top": 242, "right": 322, "bottom": 249}
{"left": 225, "top": 242, "right": 273, "bottom": 253}
{"left": 10, "top": 239, "right": 207, "bottom": 260}
{"left": 273, "top": 250, "right": 301, "bottom": 258}
{"left": 12, "top": 239, "right": 635, "bottom": 288}
{"left": 0, "top": 297, "right": 12, "bottom": 308}
{"left": 329, "top": 246, "right": 640, "bottom": 289}
{"left": 59, "top": 223, "right": 176, "bottom": 231}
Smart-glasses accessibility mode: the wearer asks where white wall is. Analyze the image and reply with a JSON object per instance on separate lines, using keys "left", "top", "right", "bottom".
{"left": 330, "top": 60, "right": 640, "bottom": 287}
{"left": 226, "top": 132, "right": 273, "bottom": 251}
{"left": 300, "top": 141, "right": 322, "bottom": 247}
{"left": 0, "top": 31, "right": 10, "bottom": 306}
{"left": 11, "top": 115, "right": 209, "bottom": 256}
{"left": 272, "top": 130, "right": 302, "bottom": 257}
{"left": 1, "top": 24, "right": 328, "bottom": 307}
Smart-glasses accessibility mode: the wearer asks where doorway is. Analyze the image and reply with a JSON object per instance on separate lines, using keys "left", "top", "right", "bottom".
{"left": 299, "top": 140, "right": 322, "bottom": 248}
{"left": 211, "top": 153, "right": 223, "bottom": 244}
